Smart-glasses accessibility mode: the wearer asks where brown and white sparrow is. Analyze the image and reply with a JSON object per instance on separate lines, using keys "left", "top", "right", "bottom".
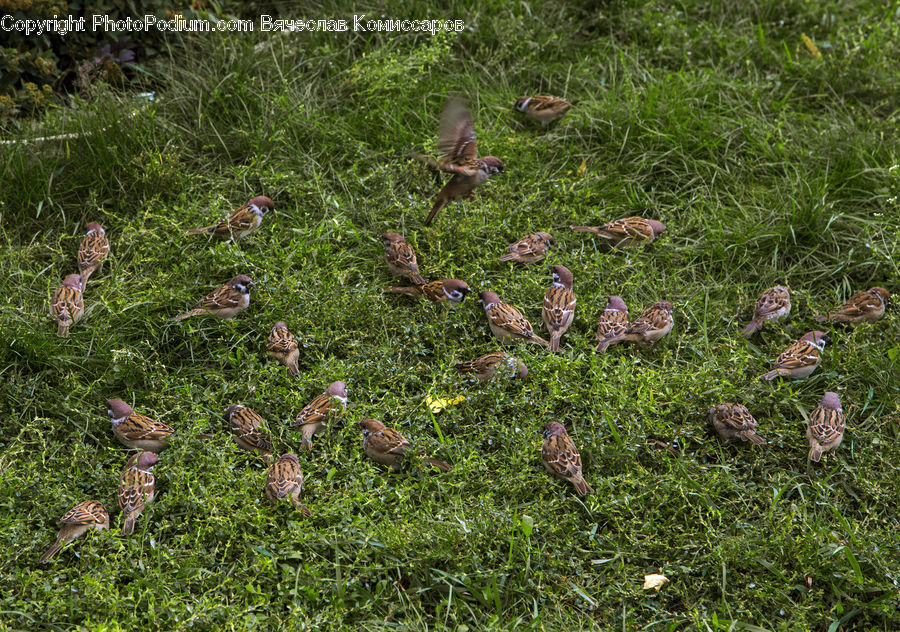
{"left": 807, "top": 392, "right": 845, "bottom": 462}
{"left": 173, "top": 274, "right": 254, "bottom": 321}
{"left": 542, "top": 265, "right": 576, "bottom": 353}
{"left": 225, "top": 405, "right": 273, "bottom": 457}
{"left": 265, "top": 453, "right": 313, "bottom": 516}
{"left": 595, "top": 301, "right": 674, "bottom": 351}
{"left": 513, "top": 96, "right": 572, "bottom": 126}
{"left": 594, "top": 296, "right": 629, "bottom": 352}
{"left": 571, "top": 216, "right": 666, "bottom": 246}
{"left": 814, "top": 287, "right": 891, "bottom": 324}
{"left": 118, "top": 451, "right": 158, "bottom": 535}
{"left": 107, "top": 399, "right": 175, "bottom": 452}
{"left": 77, "top": 222, "right": 110, "bottom": 287}
{"left": 479, "top": 291, "right": 550, "bottom": 348}
{"left": 760, "top": 331, "right": 827, "bottom": 381}
{"left": 421, "top": 98, "right": 505, "bottom": 226}
{"left": 51, "top": 273, "right": 84, "bottom": 338}
{"left": 294, "top": 381, "right": 347, "bottom": 450}
{"left": 40, "top": 500, "right": 109, "bottom": 562}
{"left": 266, "top": 321, "right": 300, "bottom": 377}
{"left": 380, "top": 232, "right": 425, "bottom": 285}
{"left": 357, "top": 418, "right": 451, "bottom": 472}
{"left": 707, "top": 403, "right": 766, "bottom": 445}
{"left": 185, "top": 196, "right": 274, "bottom": 239}
{"left": 742, "top": 285, "right": 791, "bottom": 337}
{"left": 456, "top": 351, "right": 528, "bottom": 382}
{"left": 389, "top": 279, "right": 471, "bottom": 304}
{"left": 541, "top": 422, "right": 592, "bottom": 497}
{"left": 499, "top": 232, "right": 554, "bottom": 263}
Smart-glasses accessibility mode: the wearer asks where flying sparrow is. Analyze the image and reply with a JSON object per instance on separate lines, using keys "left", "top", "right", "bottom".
{"left": 225, "top": 405, "right": 273, "bottom": 457}
{"left": 807, "top": 392, "right": 845, "bottom": 462}
{"left": 594, "top": 296, "right": 629, "bottom": 352}
{"left": 77, "top": 222, "right": 110, "bottom": 287}
{"left": 265, "top": 454, "right": 313, "bottom": 516}
{"left": 499, "top": 232, "right": 554, "bottom": 264}
{"left": 542, "top": 265, "right": 576, "bottom": 353}
{"left": 541, "top": 422, "right": 593, "bottom": 497}
{"left": 570, "top": 216, "right": 666, "bottom": 246}
{"left": 742, "top": 285, "right": 791, "bottom": 337}
{"left": 389, "top": 279, "right": 471, "bottom": 304}
{"left": 107, "top": 399, "right": 175, "bottom": 452}
{"left": 118, "top": 451, "right": 159, "bottom": 535}
{"left": 39, "top": 500, "right": 109, "bottom": 562}
{"left": 455, "top": 351, "right": 528, "bottom": 382}
{"left": 420, "top": 98, "right": 505, "bottom": 226}
{"left": 513, "top": 96, "right": 572, "bottom": 126}
{"left": 595, "top": 301, "right": 674, "bottom": 351}
{"left": 266, "top": 321, "right": 300, "bottom": 377}
{"left": 814, "top": 287, "right": 891, "bottom": 324}
{"left": 51, "top": 274, "right": 84, "bottom": 338}
{"left": 479, "top": 291, "right": 550, "bottom": 348}
{"left": 294, "top": 381, "right": 347, "bottom": 450}
{"left": 185, "top": 196, "right": 274, "bottom": 239}
{"left": 380, "top": 232, "right": 426, "bottom": 285}
{"left": 760, "top": 331, "right": 827, "bottom": 381}
{"left": 357, "top": 418, "right": 451, "bottom": 472}
{"left": 173, "top": 274, "right": 254, "bottom": 321}
{"left": 707, "top": 403, "right": 766, "bottom": 445}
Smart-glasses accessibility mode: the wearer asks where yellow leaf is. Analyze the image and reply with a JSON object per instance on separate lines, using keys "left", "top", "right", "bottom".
{"left": 643, "top": 574, "right": 669, "bottom": 591}
{"left": 577, "top": 159, "right": 586, "bottom": 177}
{"left": 426, "top": 395, "right": 465, "bottom": 414}
{"left": 801, "top": 34, "right": 822, "bottom": 59}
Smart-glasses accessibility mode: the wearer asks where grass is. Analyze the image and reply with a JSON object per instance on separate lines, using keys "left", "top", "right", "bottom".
{"left": 1, "top": 0, "right": 900, "bottom": 629}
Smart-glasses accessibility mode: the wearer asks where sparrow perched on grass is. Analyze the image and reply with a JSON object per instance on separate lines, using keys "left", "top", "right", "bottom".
{"left": 77, "top": 222, "right": 110, "bottom": 287}
{"left": 51, "top": 274, "right": 84, "bottom": 338}
{"left": 570, "top": 216, "right": 666, "bottom": 246}
{"left": 760, "top": 331, "right": 827, "bottom": 381}
{"left": 814, "top": 287, "right": 891, "bottom": 324}
{"left": 542, "top": 265, "right": 576, "bottom": 353}
{"left": 357, "top": 418, "right": 451, "bottom": 472}
{"left": 185, "top": 196, "right": 274, "bottom": 239}
{"left": 420, "top": 98, "right": 505, "bottom": 226}
{"left": 455, "top": 351, "right": 528, "bottom": 382}
{"left": 707, "top": 403, "right": 766, "bottom": 445}
{"left": 742, "top": 285, "right": 791, "bottom": 337}
{"left": 541, "top": 422, "right": 592, "bottom": 497}
{"left": 595, "top": 301, "right": 674, "bottom": 351}
{"left": 807, "top": 392, "right": 845, "bottom": 462}
{"left": 118, "top": 451, "right": 159, "bottom": 535}
{"left": 380, "top": 232, "right": 425, "bottom": 285}
{"left": 513, "top": 96, "right": 572, "bottom": 126}
{"left": 225, "top": 405, "right": 273, "bottom": 457}
{"left": 499, "top": 232, "right": 554, "bottom": 264}
{"left": 594, "top": 296, "right": 629, "bottom": 352}
{"left": 107, "top": 399, "right": 175, "bottom": 452}
{"left": 389, "top": 279, "right": 471, "bottom": 304}
{"left": 266, "top": 321, "right": 300, "bottom": 377}
{"left": 265, "top": 454, "right": 313, "bottom": 516}
{"left": 479, "top": 291, "right": 550, "bottom": 348}
{"left": 39, "top": 500, "right": 109, "bottom": 562}
{"left": 173, "top": 274, "right": 254, "bottom": 321}
{"left": 294, "top": 381, "right": 347, "bottom": 450}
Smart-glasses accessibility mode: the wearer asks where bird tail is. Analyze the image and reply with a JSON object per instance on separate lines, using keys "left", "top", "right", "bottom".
{"left": 813, "top": 314, "right": 829, "bottom": 323}
{"left": 549, "top": 333, "right": 562, "bottom": 353}
{"left": 741, "top": 319, "right": 762, "bottom": 337}
{"left": 292, "top": 500, "right": 313, "bottom": 517}
{"left": 389, "top": 286, "right": 422, "bottom": 298}
{"left": 122, "top": 516, "right": 137, "bottom": 536}
{"left": 808, "top": 444, "right": 823, "bottom": 462}
{"left": 498, "top": 253, "right": 518, "bottom": 262}
{"left": 424, "top": 198, "right": 448, "bottom": 226}
{"left": 56, "top": 320, "right": 71, "bottom": 338}
{"left": 39, "top": 540, "right": 63, "bottom": 562}
{"left": 760, "top": 370, "right": 779, "bottom": 381}
{"left": 79, "top": 267, "right": 95, "bottom": 287}
{"left": 528, "top": 334, "right": 551, "bottom": 349}
{"left": 570, "top": 226, "right": 598, "bottom": 233}
{"left": 455, "top": 361, "right": 474, "bottom": 374}
{"left": 408, "top": 272, "right": 426, "bottom": 285}
{"left": 409, "top": 151, "right": 440, "bottom": 171}
{"left": 424, "top": 456, "right": 452, "bottom": 472}
{"left": 743, "top": 431, "right": 767, "bottom": 445}
{"left": 573, "top": 477, "right": 593, "bottom": 497}
{"left": 185, "top": 226, "right": 213, "bottom": 235}
{"left": 595, "top": 336, "right": 621, "bottom": 352}
{"left": 286, "top": 350, "right": 301, "bottom": 377}
{"left": 173, "top": 309, "right": 203, "bottom": 322}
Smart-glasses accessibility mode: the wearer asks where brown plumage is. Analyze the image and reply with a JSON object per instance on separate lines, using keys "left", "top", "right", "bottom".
{"left": 265, "top": 454, "right": 313, "bottom": 516}
{"left": 760, "top": 331, "right": 827, "bottom": 381}
{"left": 570, "top": 216, "right": 666, "bottom": 246}
{"left": 479, "top": 291, "right": 550, "bottom": 348}
{"left": 51, "top": 274, "right": 84, "bottom": 337}
{"left": 595, "top": 300, "right": 673, "bottom": 351}
{"left": 118, "top": 452, "right": 158, "bottom": 535}
{"left": 185, "top": 196, "right": 274, "bottom": 238}
{"left": 514, "top": 96, "right": 572, "bottom": 126}
{"left": 294, "top": 381, "right": 347, "bottom": 450}
{"left": 707, "top": 403, "right": 766, "bottom": 445}
{"left": 173, "top": 274, "right": 254, "bottom": 321}
{"left": 358, "top": 418, "right": 451, "bottom": 472}
{"left": 742, "top": 285, "right": 791, "bottom": 337}
{"left": 77, "top": 222, "right": 110, "bottom": 288}
{"left": 499, "top": 232, "right": 554, "bottom": 263}
{"left": 380, "top": 232, "right": 425, "bottom": 285}
{"left": 107, "top": 399, "right": 175, "bottom": 453}
{"left": 40, "top": 500, "right": 109, "bottom": 562}
{"left": 225, "top": 405, "right": 273, "bottom": 456}
{"left": 455, "top": 351, "right": 527, "bottom": 382}
{"left": 594, "top": 296, "right": 629, "bottom": 352}
{"left": 807, "top": 392, "right": 845, "bottom": 462}
{"left": 266, "top": 321, "right": 300, "bottom": 377}
{"left": 814, "top": 287, "right": 890, "bottom": 324}
{"left": 542, "top": 265, "right": 576, "bottom": 352}
{"left": 541, "top": 422, "right": 592, "bottom": 497}
{"left": 389, "top": 279, "right": 470, "bottom": 304}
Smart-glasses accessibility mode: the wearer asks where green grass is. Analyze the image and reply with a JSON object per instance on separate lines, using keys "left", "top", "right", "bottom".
{"left": 2, "top": 1, "right": 900, "bottom": 629}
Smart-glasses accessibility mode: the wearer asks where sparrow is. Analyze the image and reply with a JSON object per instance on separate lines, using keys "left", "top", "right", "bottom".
{"left": 265, "top": 453, "right": 313, "bottom": 516}
{"left": 594, "top": 296, "right": 629, "bottom": 352}
{"left": 294, "top": 381, "right": 347, "bottom": 450}
{"left": 455, "top": 351, "right": 528, "bottom": 382}
{"left": 380, "top": 232, "right": 425, "bottom": 285}
{"left": 421, "top": 98, "right": 505, "bottom": 226}
{"left": 185, "top": 196, "right": 274, "bottom": 239}
{"left": 225, "top": 405, "right": 273, "bottom": 457}
{"left": 595, "top": 301, "right": 674, "bottom": 351}
{"left": 570, "top": 216, "right": 666, "bottom": 246}
{"left": 77, "top": 222, "right": 110, "bottom": 287}
{"left": 389, "top": 279, "right": 471, "bottom": 304}
{"left": 807, "top": 392, "right": 845, "bottom": 462}
{"left": 542, "top": 265, "right": 576, "bottom": 352}
{"left": 117, "top": 451, "right": 159, "bottom": 535}
{"left": 173, "top": 274, "right": 254, "bottom": 321}
{"left": 707, "top": 403, "right": 766, "bottom": 445}
{"left": 357, "top": 418, "right": 451, "bottom": 472}
{"left": 39, "top": 500, "right": 109, "bottom": 562}
{"left": 479, "top": 291, "right": 550, "bottom": 348}
{"left": 51, "top": 273, "right": 84, "bottom": 337}
{"left": 513, "top": 96, "right": 572, "bottom": 126}
{"left": 107, "top": 399, "right": 175, "bottom": 452}
{"left": 266, "top": 321, "right": 300, "bottom": 377}
{"left": 499, "top": 232, "right": 555, "bottom": 264}
{"left": 814, "top": 287, "right": 891, "bottom": 324}
{"left": 742, "top": 285, "right": 791, "bottom": 337}
{"left": 541, "top": 422, "right": 593, "bottom": 497}
{"left": 760, "top": 331, "right": 827, "bottom": 381}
